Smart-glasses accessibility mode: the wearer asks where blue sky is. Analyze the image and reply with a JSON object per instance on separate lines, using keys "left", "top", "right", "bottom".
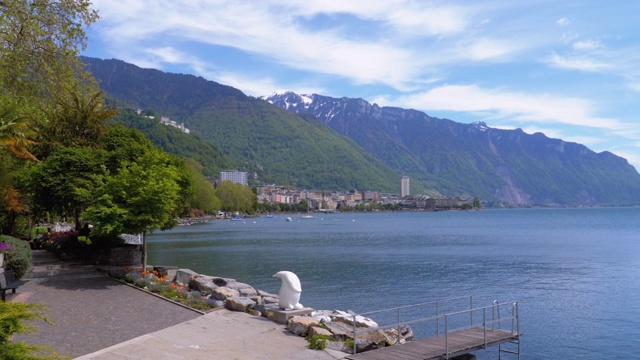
{"left": 83, "top": 0, "right": 640, "bottom": 171}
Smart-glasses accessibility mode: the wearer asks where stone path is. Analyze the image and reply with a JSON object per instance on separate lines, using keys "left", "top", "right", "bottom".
{"left": 11, "top": 250, "right": 201, "bottom": 358}
{"left": 8, "top": 250, "right": 343, "bottom": 359}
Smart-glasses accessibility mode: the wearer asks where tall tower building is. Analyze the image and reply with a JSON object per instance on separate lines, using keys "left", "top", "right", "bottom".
{"left": 401, "top": 176, "right": 410, "bottom": 198}
{"left": 220, "top": 170, "right": 248, "bottom": 186}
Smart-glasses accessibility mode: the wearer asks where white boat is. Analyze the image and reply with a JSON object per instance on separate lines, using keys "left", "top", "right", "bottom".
{"left": 286, "top": 217, "right": 292, "bottom": 222}
{"left": 299, "top": 215, "right": 314, "bottom": 219}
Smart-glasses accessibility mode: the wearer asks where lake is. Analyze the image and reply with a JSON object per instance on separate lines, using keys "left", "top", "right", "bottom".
{"left": 148, "top": 207, "right": 640, "bottom": 359}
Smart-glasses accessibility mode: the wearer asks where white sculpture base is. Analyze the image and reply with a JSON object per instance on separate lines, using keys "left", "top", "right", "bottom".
{"left": 266, "top": 307, "right": 314, "bottom": 324}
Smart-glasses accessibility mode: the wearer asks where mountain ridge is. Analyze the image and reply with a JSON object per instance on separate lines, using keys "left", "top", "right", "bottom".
{"left": 263, "top": 91, "right": 640, "bottom": 206}
{"left": 80, "top": 57, "right": 640, "bottom": 206}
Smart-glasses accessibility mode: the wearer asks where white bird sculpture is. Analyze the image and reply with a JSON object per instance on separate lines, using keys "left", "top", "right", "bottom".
{"left": 273, "top": 271, "right": 303, "bottom": 310}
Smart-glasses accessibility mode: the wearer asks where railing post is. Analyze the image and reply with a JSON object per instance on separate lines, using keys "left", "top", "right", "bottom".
{"left": 511, "top": 303, "right": 515, "bottom": 334}
{"left": 469, "top": 295, "right": 473, "bottom": 326}
{"left": 352, "top": 314, "right": 357, "bottom": 354}
{"left": 483, "top": 307, "right": 487, "bottom": 348}
{"left": 516, "top": 302, "right": 520, "bottom": 336}
{"left": 445, "top": 314, "right": 449, "bottom": 360}
{"left": 436, "top": 301, "right": 440, "bottom": 335}
{"left": 397, "top": 307, "right": 401, "bottom": 345}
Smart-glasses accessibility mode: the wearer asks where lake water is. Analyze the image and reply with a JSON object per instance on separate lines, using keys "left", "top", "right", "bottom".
{"left": 148, "top": 207, "right": 640, "bottom": 359}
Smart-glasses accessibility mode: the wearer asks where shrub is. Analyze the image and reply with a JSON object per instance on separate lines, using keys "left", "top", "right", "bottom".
{"left": 0, "top": 301, "right": 69, "bottom": 359}
{"left": 1, "top": 235, "right": 32, "bottom": 279}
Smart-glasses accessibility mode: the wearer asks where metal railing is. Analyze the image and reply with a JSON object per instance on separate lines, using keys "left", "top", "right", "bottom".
{"left": 351, "top": 297, "right": 520, "bottom": 357}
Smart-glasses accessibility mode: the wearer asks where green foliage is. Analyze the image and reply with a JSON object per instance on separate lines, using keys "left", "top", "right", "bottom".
{"left": 1, "top": 235, "right": 32, "bottom": 279}
{"left": 82, "top": 57, "right": 401, "bottom": 192}
{"left": 307, "top": 334, "right": 335, "bottom": 350}
{"left": 110, "top": 108, "right": 235, "bottom": 178}
{"left": 0, "top": 301, "right": 69, "bottom": 360}
{"left": 0, "top": 0, "right": 99, "bottom": 104}
{"left": 21, "top": 146, "right": 107, "bottom": 227}
{"left": 38, "top": 89, "right": 117, "bottom": 158}
{"left": 84, "top": 150, "right": 187, "bottom": 236}
{"left": 215, "top": 181, "right": 255, "bottom": 213}
{"left": 186, "top": 160, "right": 220, "bottom": 213}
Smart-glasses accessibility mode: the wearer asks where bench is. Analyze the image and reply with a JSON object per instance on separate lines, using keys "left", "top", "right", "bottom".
{"left": 0, "top": 269, "right": 27, "bottom": 301}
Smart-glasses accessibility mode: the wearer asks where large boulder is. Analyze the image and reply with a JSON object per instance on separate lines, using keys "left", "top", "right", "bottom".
{"left": 225, "top": 296, "right": 256, "bottom": 312}
{"left": 226, "top": 281, "right": 257, "bottom": 297}
{"left": 175, "top": 269, "right": 197, "bottom": 286}
{"left": 189, "top": 275, "right": 219, "bottom": 293}
{"left": 287, "top": 316, "right": 321, "bottom": 336}
{"left": 330, "top": 310, "right": 378, "bottom": 328}
{"left": 211, "top": 287, "right": 239, "bottom": 301}
{"left": 309, "top": 326, "right": 332, "bottom": 338}
{"left": 324, "top": 321, "right": 353, "bottom": 341}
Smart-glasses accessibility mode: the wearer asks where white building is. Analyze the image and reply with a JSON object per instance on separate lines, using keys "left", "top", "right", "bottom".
{"left": 401, "top": 176, "right": 410, "bottom": 198}
{"left": 220, "top": 170, "right": 248, "bottom": 186}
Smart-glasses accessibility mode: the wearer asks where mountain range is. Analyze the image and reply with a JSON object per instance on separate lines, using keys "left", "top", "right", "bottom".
{"left": 81, "top": 57, "right": 640, "bottom": 206}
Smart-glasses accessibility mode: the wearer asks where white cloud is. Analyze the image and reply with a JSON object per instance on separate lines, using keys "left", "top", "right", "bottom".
{"left": 572, "top": 40, "right": 602, "bottom": 50}
{"left": 546, "top": 53, "right": 610, "bottom": 72}
{"left": 556, "top": 17, "right": 570, "bottom": 26}
{"left": 373, "top": 84, "right": 622, "bottom": 130}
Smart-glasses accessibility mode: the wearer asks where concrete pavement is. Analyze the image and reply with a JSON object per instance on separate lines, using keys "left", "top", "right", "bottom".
{"left": 10, "top": 250, "right": 344, "bottom": 360}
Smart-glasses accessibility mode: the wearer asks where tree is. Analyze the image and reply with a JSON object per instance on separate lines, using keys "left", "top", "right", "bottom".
{"left": 0, "top": 104, "right": 37, "bottom": 161}
{"left": 22, "top": 147, "right": 106, "bottom": 229}
{"left": 83, "top": 149, "right": 193, "bottom": 271}
{"left": 38, "top": 89, "right": 117, "bottom": 158}
{"left": 472, "top": 197, "right": 481, "bottom": 209}
{"left": 0, "top": 0, "right": 99, "bottom": 104}
{"left": 216, "top": 180, "right": 256, "bottom": 213}
{"left": 186, "top": 159, "right": 220, "bottom": 214}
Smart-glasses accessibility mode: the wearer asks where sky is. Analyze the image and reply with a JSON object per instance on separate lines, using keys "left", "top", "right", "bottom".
{"left": 83, "top": 0, "right": 640, "bottom": 171}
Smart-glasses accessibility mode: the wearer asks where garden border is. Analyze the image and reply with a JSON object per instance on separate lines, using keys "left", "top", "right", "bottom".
{"left": 104, "top": 271, "right": 220, "bottom": 316}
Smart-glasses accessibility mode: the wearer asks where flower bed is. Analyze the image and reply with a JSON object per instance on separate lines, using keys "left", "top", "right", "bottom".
{"left": 113, "top": 268, "right": 218, "bottom": 312}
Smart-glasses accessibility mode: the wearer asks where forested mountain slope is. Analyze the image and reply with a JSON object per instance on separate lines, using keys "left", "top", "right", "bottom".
{"left": 82, "top": 57, "right": 401, "bottom": 192}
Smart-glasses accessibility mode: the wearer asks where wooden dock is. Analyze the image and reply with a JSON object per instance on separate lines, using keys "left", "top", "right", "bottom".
{"left": 345, "top": 327, "right": 519, "bottom": 360}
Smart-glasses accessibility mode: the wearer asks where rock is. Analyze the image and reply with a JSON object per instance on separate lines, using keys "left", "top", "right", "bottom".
{"left": 324, "top": 321, "right": 354, "bottom": 341}
{"left": 225, "top": 296, "right": 256, "bottom": 312}
{"left": 247, "top": 309, "right": 262, "bottom": 317}
{"left": 331, "top": 310, "right": 378, "bottom": 328}
{"left": 175, "top": 269, "right": 197, "bottom": 286}
{"left": 354, "top": 337, "right": 382, "bottom": 353}
{"left": 325, "top": 340, "right": 351, "bottom": 353}
{"left": 238, "top": 287, "right": 258, "bottom": 297}
{"left": 287, "top": 316, "right": 321, "bottom": 336}
{"left": 253, "top": 303, "right": 279, "bottom": 317}
{"left": 212, "top": 277, "right": 234, "bottom": 286}
{"left": 257, "top": 289, "right": 277, "bottom": 297}
{"left": 226, "top": 282, "right": 257, "bottom": 297}
{"left": 153, "top": 266, "right": 178, "bottom": 281}
{"left": 383, "top": 329, "right": 405, "bottom": 345}
{"left": 311, "top": 310, "right": 333, "bottom": 323}
{"left": 399, "top": 324, "right": 415, "bottom": 341}
{"left": 207, "top": 298, "right": 225, "bottom": 307}
{"left": 309, "top": 326, "right": 333, "bottom": 338}
{"left": 189, "top": 275, "right": 219, "bottom": 294}
{"left": 211, "top": 287, "right": 239, "bottom": 301}
{"left": 262, "top": 296, "right": 279, "bottom": 305}
{"left": 357, "top": 329, "right": 388, "bottom": 348}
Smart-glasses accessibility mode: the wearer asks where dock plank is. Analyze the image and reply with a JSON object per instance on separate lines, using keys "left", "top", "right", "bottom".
{"left": 345, "top": 327, "right": 519, "bottom": 360}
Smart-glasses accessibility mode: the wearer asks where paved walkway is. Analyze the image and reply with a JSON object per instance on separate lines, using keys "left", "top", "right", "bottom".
{"left": 9, "top": 250, "right": 343, "bottom": 360}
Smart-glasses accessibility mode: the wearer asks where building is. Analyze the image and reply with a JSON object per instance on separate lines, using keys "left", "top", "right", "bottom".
{"left": 401, "top": 176, "right": 410, "bottom": 198}
{"left": 220, "top": 170, "right": 248, "bottom": 186}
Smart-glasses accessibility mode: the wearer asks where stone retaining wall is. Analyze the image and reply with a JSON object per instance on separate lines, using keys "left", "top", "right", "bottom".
{"left": 144, "top": 266, "right": 416, "bottom": 354}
